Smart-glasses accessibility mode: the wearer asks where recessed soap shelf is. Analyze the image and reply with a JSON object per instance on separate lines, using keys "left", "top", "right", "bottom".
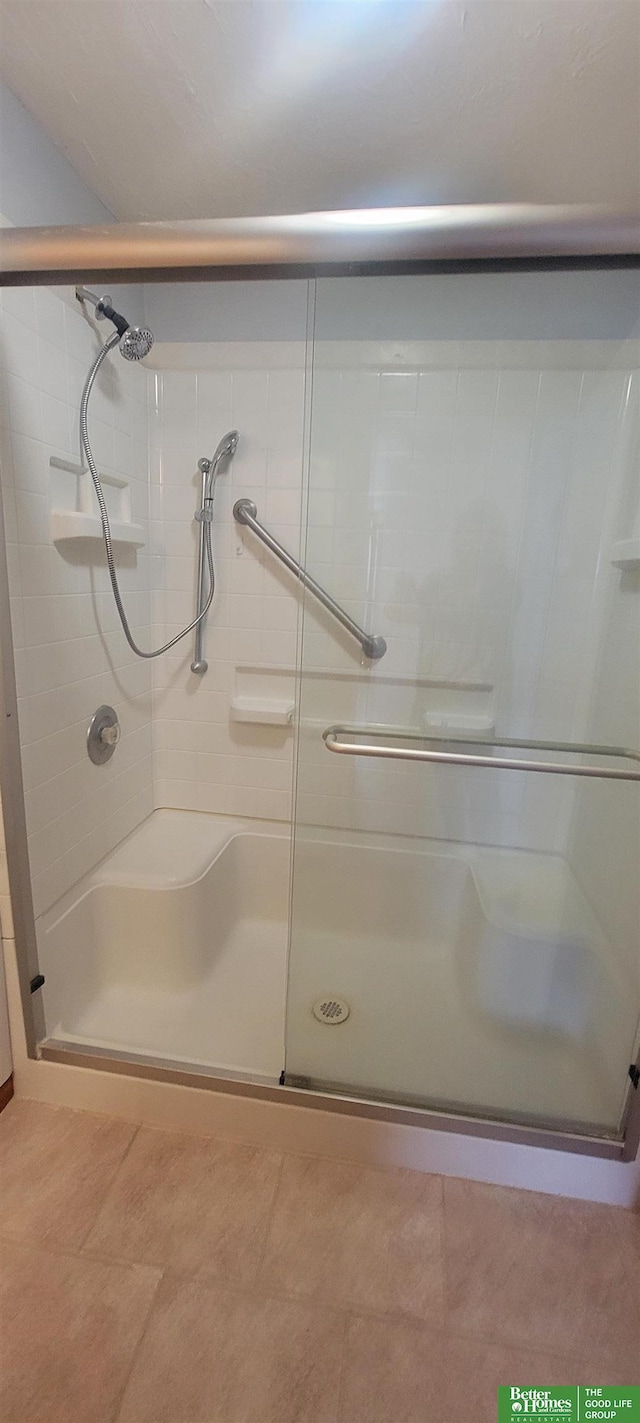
{"left": 230, "top": 697, "right": 295, "bottom": 726}
{"left": 49, "top": 456, "right": 145, "bottom": 548}
{"left": 610, "top": 539, "right": 640, "bottom": 570}
{"left": 422, "top": 712, "right": 496, "bottom": 736}
{"left": 610, "top": 497, "right": 640, "bottom": 570}
{"left": 230, "top": 664, "right": 296, "bottom": 728}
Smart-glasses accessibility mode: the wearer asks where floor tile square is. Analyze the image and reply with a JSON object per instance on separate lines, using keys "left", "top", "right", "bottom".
{"left": 0, "top": 1100, "right": 136, "bottom": 1250}
{"left": 339, "top": 1315, "right": 639, "bottom": 1423}
{"left": 259, "top": 1153, "right": 444, "bottom": 1322}
{"left": 85, "top": 1125, "right": 282, "bottom": 1287}
{"left": 443, "top": 1177, "right": 639, "bottom": 1356}
{"left": 0, "top": 1238, "right": 160, "bottom": 1423}
{"left": 116, "top": 1274, "right": 344, "bottom": 1423}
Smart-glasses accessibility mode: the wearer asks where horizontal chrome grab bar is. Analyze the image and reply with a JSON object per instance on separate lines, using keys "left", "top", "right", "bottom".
{"left": 323, "top": 724, "right": 640, "bottom": 781}
{"left": 233, "top": 499, "right": 386, "bottom": 660}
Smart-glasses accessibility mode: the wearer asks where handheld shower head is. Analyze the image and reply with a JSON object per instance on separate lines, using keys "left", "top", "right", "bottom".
{"left": 212, "top": 430, "right": 239, "bottom": 465}
{"left": 119, "top": 326, "right": 154, "bottom": 361}
{"left": 198, "top": 430, "right": 239, "bottom": 499}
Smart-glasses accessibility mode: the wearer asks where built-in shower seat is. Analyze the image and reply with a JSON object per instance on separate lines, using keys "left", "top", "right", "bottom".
{"left": 91, "top": 809, "right": 249, "bottom": 892}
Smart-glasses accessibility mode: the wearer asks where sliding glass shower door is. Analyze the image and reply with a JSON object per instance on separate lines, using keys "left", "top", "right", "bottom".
{"left": 285, "top": 269, "right": 640, "bottom": 1136}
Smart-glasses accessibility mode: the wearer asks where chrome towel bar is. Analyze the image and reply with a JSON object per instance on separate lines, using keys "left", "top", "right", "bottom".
{"left": 323, "top": 725, "right": 640, "bottom": 781}
{"left": 233, "top": 499, "right": 386, "bottom": 661}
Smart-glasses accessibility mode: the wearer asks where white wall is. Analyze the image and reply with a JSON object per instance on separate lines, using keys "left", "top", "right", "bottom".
{"left": 0, "top": 83, "right": 120, "bottom": 1083}
{"left": 143, "top": 269, "right": 640, "bottom": 347}
{"left": 0, "top": 80, "right": 113, "bottom": 228}
{"left": 1, "top": 269, "right": 636, "bottom": 906}
{"left": 296, "top": 343, "right": 636, "bottom": 850}
{"left": 143, "top": 281, "right": 309, "bottom": 345}
{"left": 312, "top": 271, "right": 640, "bottom": 343}
{"left": 149, "top": 346, "right": 306, "bottom": 821}
{"left": 0, "top": 283, "right": 154, "bottom": 917}
{"left": 0, "top": 82, "right": 157, "bottom": 922}
{"left": 145, "top": 270, "right": 638, "bottom": 859}
{"left": 569, "top": 394, "right": 640, "bottom": 985}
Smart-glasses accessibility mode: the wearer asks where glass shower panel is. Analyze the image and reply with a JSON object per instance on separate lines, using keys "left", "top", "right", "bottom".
{"left": 0, "top": 275, "right": 310, "bottom": 1079}
{"left": 285, "top": 269, "right": 640, "bottom": 1135}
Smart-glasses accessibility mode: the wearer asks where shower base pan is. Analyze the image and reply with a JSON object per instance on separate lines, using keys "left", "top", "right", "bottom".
{"left": 37, "top": 810, "right": 635, "bottom": 1133}
{"left": 39, "top": 812, "right": 289, "bottom": 1085}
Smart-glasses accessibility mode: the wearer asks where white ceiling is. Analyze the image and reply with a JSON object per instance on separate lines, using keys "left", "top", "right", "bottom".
{"left": 1, "top": 0, "right": 638, "bottom": 221}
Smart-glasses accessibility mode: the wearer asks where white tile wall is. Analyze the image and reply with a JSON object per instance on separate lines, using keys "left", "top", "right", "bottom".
{"left": 295, "top": 355, "right": 636, "bottom": 850}
{"left": 0, "top": 285, "right": 154, "bottom": 917}
{"left": 568, "top": 378, "right": 640, "bottom": 982}
{"left": 147, "top": 340, "right": 636, "bottom": 856}
{"left": 149, "top": 358, "right": 305, "bottom": 823}
{"left": 1, "top": 294, "right": 636, "bottom": 917}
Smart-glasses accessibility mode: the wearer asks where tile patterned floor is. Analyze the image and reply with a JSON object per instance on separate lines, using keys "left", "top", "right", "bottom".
{"left": 0, "top": 1100, "right": 638, "bottom": 1422}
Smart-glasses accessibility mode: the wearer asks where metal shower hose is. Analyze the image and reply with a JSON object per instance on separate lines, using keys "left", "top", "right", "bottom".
{"left": 79, "top": 331, "right": 215, "bottom": 659}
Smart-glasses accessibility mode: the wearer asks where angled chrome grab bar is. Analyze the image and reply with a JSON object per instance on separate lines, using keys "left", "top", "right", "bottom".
{"left": 233, "top": 499, "right": 387, "bottom": 660}
{"left": 323, "top": 725, "right": 640, "bottom": 781}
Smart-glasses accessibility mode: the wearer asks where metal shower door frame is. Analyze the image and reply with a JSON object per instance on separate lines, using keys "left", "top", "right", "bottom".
{"left": 1, "top": 204, "right": 639, "bottom": 283}
{"left": 0, "top": 204, "right": 639, "bottom": 1160}
{"left": 0, "top": 479, "right": 44, "bottom": 1055}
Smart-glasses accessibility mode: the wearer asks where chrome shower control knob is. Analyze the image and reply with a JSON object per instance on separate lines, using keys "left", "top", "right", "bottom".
{"left": 100, "top": 723, "right": 121, "bottom": 748}
{"left": 87, "top": 706, "right": 121, "bottom": 765}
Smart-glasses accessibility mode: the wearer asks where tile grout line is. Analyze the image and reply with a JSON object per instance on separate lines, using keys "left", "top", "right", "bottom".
{"left": 252, "top": 1150, "right": 286, "bottom": 1289}
{"left": 76, "top": 1121, "right": 142, "bottom": 1255}
{"left": 611, "top": 1209, "right": 640, "bottom": 1308}
{"left": 109, "top": 1265, "right": 167, "bottom": 1423}
{"left": 334, "top": 1306, "right": 353, "bottom": 1423}
{"left": 0, "top": 1225, "right": 161, "bottom": 1280}
{"left": 1, "top": 1219, "right": 629, "bottom": 1374}
{"left": 440, "top": 1172, "right": 451, "bottom": 1333}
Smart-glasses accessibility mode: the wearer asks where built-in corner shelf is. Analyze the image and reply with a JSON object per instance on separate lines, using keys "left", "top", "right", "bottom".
{"left": 51, "top": 510, "right": 146, "bottom": 547}
{"left": 610, "top": 539, "right": 640, "bottom": 571}
{"left": 49, "top": 456, "right": 145, "bottom": 549}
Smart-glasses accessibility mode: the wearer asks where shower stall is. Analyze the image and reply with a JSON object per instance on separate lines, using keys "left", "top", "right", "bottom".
{"left": 0, "top": 206, "right": 639, "bottom": 1161}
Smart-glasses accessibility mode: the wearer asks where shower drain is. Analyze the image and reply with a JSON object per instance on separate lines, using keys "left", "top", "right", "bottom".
{"left": 312, "top": 996, "right": 350, "bottom": 1025}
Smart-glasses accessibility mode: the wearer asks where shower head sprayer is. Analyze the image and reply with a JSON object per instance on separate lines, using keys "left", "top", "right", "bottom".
{"left": 216, "top": 429, "right": 239, "bottom": 462}
{"left": 75, "top": 286, "right": 154, "bottom": 361}
{"left": 119, "top": 326, "right": 154, "bottom": 361}
{"left": 198, "top": 430, "right": 239, "bottom": 500}
{"left": 203, "top": 430, "right": 239, "bottom": 467}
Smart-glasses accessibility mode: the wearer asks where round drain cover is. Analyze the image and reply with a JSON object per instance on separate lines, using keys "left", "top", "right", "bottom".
{"left": 312, "top": 996, "right": 350, "bottom": 1025}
